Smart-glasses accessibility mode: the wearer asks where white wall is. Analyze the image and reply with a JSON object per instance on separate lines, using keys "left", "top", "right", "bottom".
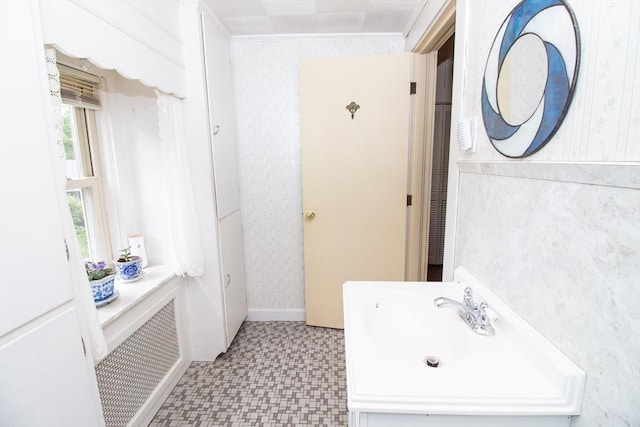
{"left": 450, "top": 1, "right": 639, "bottom": 426}
{"left": 231, "top": 35, "right": 405, "bottom": 312}
{"left": 99, "top": 76, "right": 174, "bottom": 266}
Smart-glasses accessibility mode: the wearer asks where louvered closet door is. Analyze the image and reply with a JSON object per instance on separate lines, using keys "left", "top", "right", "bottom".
{"left": 428, "top": 104, "right": 451, "bottom": 265}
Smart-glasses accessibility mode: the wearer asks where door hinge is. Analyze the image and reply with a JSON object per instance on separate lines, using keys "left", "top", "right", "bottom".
{"left": 64, "top": 239, "right": 70, "bottom": 261}
{"left": 407, "top": 194, "right": 413, "bottom": 206}
{"left": 410, "top": 82, "right": 417, "bottom": 95}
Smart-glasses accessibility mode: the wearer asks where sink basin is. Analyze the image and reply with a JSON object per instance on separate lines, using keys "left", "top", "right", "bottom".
{"left": 363, "top": 291, "right": 469, "bottom": 367}
{"left": 343, "top": 267, "right": 585, "bottom": 426}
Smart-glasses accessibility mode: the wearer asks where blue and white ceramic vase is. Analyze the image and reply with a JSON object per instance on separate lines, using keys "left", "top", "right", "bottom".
{"left": 91, "top": 273, "right": 116, "bottom": 302}
{"left": 114, "top": 256, "right": 143, "bottom": 281}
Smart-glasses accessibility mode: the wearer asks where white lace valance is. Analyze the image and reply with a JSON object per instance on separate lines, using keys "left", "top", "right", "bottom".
{"left": 39, "top": 0, "right": 186, "bottom": 98}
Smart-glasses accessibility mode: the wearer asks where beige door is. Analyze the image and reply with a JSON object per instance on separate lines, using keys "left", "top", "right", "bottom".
{"left": 300, "top": 53, "right": 413, "bottom": 329}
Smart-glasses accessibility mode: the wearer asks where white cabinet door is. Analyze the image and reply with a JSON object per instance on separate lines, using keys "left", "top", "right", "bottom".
{"left": 201, "top": 12, "right": 241, "bottom": 219}
{"left": 0, "top": 308, "right": 103, "bottom": 426}
{"left": 0, "top": 0, "right": 74, "bottom": 336}
{"left": 0, "top": 161, "right": 74, "bottom": 335}
{"left": 218, "top": 211, "right": 247, "bottom": 346}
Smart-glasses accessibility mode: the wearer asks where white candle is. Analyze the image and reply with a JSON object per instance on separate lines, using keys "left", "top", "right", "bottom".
{"left": 128, "top": 234, "right": 149, "bottom": 268}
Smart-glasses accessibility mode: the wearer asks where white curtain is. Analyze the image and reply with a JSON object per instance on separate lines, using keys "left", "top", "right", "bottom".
{"left": 156, "top": 91, "right": 205, "bottom": 277}
{"left": 46, "top": 47, "right": 109, "bottom": 361}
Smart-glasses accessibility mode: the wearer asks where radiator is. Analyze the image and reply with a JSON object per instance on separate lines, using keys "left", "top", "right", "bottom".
{"left": 95, "top": 300, "right": 180, "bottom": 427}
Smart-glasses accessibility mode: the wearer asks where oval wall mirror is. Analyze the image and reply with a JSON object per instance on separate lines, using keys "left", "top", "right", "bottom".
{"left": 481, "top": 0, "right": 581, "bottom": 158}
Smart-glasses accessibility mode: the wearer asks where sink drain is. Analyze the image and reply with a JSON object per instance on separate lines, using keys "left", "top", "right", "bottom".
{"left": 424, "top": 356, "right": 440, "bottom": 368}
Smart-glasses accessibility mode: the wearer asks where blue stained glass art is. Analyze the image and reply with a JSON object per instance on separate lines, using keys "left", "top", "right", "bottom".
{"left": 481, "top": 0, "right": 580, "bottom": 158}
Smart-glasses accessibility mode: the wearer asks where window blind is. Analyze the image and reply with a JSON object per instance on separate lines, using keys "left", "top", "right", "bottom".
{"left": 58, "top": 63, "right": 101, "bottom": 110}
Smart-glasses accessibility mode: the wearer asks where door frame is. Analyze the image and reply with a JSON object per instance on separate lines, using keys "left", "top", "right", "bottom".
{"left": 405, "top": 1, "right": 456, "bottom": 281}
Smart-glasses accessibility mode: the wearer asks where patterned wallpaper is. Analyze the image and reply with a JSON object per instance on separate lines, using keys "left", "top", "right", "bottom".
{"left": 231, "top": 36, "right": 404, "bottom": 310}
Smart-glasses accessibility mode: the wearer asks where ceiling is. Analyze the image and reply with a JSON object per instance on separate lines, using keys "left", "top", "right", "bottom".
{"left": 201, "top": 0, "right": 428, "bottom": 36}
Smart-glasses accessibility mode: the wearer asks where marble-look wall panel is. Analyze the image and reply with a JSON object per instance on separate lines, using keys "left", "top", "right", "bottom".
{"left": 452, "top": 2, "right": 640, "bottom": 423}
{"left": 456, "top": 172, "right": 640, "bottom": 426}
{"left": 231, "top": 36, "right": 405, "bottom": 310}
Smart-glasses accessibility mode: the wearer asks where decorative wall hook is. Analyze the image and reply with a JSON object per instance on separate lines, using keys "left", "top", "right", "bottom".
{"left": 346, "top": 101, "right": 360, "bottom": 119}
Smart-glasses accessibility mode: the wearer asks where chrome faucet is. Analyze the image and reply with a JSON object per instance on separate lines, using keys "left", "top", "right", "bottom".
{"left": 434, "top": 287, "right": 495, "bottom": 336}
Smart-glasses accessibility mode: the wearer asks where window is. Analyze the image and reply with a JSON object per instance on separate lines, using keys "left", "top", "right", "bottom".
{"left": 60, "top": 65, "right": 111, "bottom": 261}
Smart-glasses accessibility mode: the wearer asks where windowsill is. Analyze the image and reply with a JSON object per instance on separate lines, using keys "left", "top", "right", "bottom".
{"left": 96, "top": 264, "right": 176, "bottom": 328}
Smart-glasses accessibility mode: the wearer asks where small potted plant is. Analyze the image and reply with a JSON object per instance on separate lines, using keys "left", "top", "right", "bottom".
{"left": 85, "top": 261, "right": 116, "bottom": 303}
{"left": 114, "top": 246, "right": 143, "bottom": 281}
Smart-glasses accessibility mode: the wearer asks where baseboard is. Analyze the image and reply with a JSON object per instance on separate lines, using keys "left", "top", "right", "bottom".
{"left": 246, "top": 308, "right": 306, "bottom": 322}
{"left": 132, "top": 354, "right": 190, "bottom": 427}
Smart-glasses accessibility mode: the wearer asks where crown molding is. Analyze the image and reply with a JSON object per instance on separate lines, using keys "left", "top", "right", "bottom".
{"left": 230, "top": 32, "right": 405, "bottom": 43}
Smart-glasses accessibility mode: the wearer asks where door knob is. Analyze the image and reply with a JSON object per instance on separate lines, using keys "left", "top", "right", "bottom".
{"left": 305, "top": 211, "right": 316, "bottom": 220}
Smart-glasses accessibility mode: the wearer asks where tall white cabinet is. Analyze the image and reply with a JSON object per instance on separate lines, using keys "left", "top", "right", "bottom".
{"left": 201, "top": 12, "right": 248, "bottom": 347}
{"left": 178, "top": 7, "right": 248, "bottom": 353}
{"left": 0, "top": 3, "right": 103, "bottom": 425}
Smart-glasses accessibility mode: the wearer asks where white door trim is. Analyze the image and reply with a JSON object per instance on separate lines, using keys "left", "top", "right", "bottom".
{"left": 405, "top": 52, "right": 438, "bottom": 281}
{"left": 409, "top": 0, "right": 458, "bottom": 281}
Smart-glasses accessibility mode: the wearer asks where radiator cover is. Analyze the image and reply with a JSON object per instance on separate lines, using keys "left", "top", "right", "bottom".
{"left": 96, "top": 300, "right": 180, "bottom": 427}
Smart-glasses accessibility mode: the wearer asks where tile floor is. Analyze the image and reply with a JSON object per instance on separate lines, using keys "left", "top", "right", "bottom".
{"left": 149, "top": 321, "right": 348, "bottom": 426}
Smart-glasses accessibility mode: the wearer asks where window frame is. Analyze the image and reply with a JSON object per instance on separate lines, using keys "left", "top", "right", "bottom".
{"left": 64, "top": 103, "right": 113, "bottom": 262}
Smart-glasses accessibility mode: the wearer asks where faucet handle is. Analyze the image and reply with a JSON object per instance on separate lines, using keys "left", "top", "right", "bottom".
{"left": 463, "top": 287, "right": 474, "bottom": 308}
{"left": 479, "top": 302, "right": 498, "bottom": 321}
{"left": 478, "top": 302, "right": 491, "bottom": 325}
{"left": 478, "top": 302, "right": 489, "bottom": 316}
{"left": 477, "top": 302, "right": 496, "bottom": 336}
